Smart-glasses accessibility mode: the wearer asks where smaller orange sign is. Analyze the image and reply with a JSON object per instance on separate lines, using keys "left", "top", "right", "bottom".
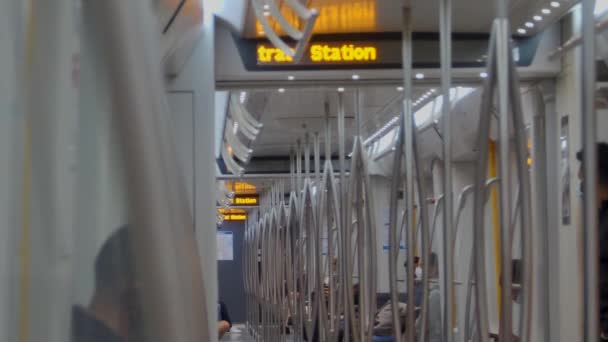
{"left": 225, "top": 181, "right": 258, "bottom": 195}
{"left": 218, "top": 208, "right": 248, "bottom": 221}
{"left": 224, "top": 214, "right": 247, "bottom": 221}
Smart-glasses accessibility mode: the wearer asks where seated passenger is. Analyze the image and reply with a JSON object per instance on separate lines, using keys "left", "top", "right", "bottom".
{"left": 217, "top": 300, "right": 232, "bottom": 338}
{"left": 302, "top": 283, "right": 358, "bottom": 342}
{"left": 372, "top": 255, "right": 435, "bottom": 338}
{"left": 72, "top": 226, "right": 140, "bottom": 342}
{"left": 373, "top": 300, "right": 410, "bottom": 336}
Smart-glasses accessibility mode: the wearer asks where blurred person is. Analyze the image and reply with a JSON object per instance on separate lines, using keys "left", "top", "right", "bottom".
{"left": 71, "top": 226, "right": 140, "bottom": 342}
{"left": 414, "top": 256, "right": 422, "bottom": 281}
{"left": 217, "top": 300, "right": 232, "bottom": 338}
{"left": 577, "top": 142, "right": 608, "bottom": 341}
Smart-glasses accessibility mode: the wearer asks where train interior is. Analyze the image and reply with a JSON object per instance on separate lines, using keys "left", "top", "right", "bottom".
{"left": 1, "top": 0, "right": 608, "bottom": 341}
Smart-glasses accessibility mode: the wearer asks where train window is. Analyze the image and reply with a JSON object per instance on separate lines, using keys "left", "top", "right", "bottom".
{"left": 414, "top": 86, "right": 476, "bottom": 127}
{"left": 376, "top": 128, "right": 397, "bottom": 154}
{"left": 596, "top": 0, "right": 608, "bottom": 15}
{"left": 416, "top": 101, "right": 436, "bottom": 126}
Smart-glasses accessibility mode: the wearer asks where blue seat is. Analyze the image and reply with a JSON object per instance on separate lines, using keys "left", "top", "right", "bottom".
{"left": 372, "top": 336, "right": 395, "bottom": 342}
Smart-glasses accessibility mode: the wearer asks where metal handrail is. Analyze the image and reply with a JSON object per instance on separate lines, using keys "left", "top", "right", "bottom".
{"left": 429, "top": 195, "right": 445, "bottom": 249}
{"left": 464, "top": 178, "right": 498, "bottom": 342}
{"left": 221, "top": 145, "right": 245, "bottom": 176}
{"left": 229, "top": 94, "right": 261, "bottom": 138}
{"left": 225, "top": 122, "right": 253, "bottom": 163}
{"left": 300, "top": 179, "right": 318, "bottom": 341}
{"left": 346, "top": 136, "right": 378, "bottom": 342}
{"left": 313, "top": 108, "right": 343, "bottom": 342}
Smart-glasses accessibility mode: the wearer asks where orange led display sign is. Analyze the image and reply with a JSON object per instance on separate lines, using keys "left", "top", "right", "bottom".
{"left": 243, "top": 31, "right": 538, "bottom": 71}
{"left": 257, "top": 43, "right": 378, "bottom": 64}
{"left": 311, "top": 44, "right": 377, "bottom": 62}
{"left": 254, "top": 1, "right": 377, "bottom": 37}
{"left": 230, "top": 195, "right": 259, "bottom": 206}
{"left": 227, "top": 181, "right": 257, "bottom": 194}
{"left": 218, "top": 208, "right": 248, "bottom": 221}
{"left": 224, "top": 214, "right": 247, "bottom": 221}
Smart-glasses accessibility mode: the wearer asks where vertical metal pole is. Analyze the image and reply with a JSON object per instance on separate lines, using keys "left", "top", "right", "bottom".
{"left": 540, "top": 82, "right": 562, "bottom": 342}
{"left": 363, "top": 157, "right": 378, "bottom": 342}
{"left": 89, "top": 0, "right": 211, "bottom": 341}
{"left": 297, "top": 140, "right": 302, "bottom": 191}
{"left": 582, "top": 0, "right": 599, "bottom": 341}
{"left": 439, "top": 0, "right": 454, "bottom": 340}
{"left": 337, "top": 90, "right": 349, "bottom": 342}
{"left": 356, "top": 89, "right": 362, "bottom": 137}
{"left": 314, "top": 133, "right": 321, "bottom": 185}
{"left": 305, "top": 134, "right": 311, "bottom": 179}
{"left": 324, "top": 101, "right": 332, "bottom": 161}
{"left": 531, "top": 87, "right": 551, "bottom": 342}
{"left": 507, "top": 49, "right": 534, "bottom": 342}
{"left": 23, "top": 0, "right": 78, "bottom": 341}
{"left": 414, "top": 132, "right": 431, "bottom": 342}
{"left": 495, "top": 0, "right": 513, "bottom": 338}
{"left": 472, "top": 29, "right": 498, "bottom": 342}
{"left": 290, "top": 149, "right": 296, "bottom": 193}
{"left": 402, "top": 3, "right": 416, "bottom": 341}
{"left": 388, "top": 119, "right": 403, "bottom": 341}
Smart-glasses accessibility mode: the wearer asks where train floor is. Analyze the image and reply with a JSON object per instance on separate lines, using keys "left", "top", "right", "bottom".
{"left": 221, "top": 324, "right": 296, "bottom": 342}
{"left": 220, "top": 324, "right": 253, "bottom": 342}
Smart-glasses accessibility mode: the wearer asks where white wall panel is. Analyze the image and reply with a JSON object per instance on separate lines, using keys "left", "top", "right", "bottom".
{"left": 167, "top": 11, "right": 218, "bottom": 341}
{"left": 168, "top": 92, "right": 195, "bottom": 211}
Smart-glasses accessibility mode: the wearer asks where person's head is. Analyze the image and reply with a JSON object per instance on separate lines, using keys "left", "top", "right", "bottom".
{"left": 90, "top": 226, "right": 140, "bottom": 338}
{"left": 577, "top": 142, "right": 608, "bottom": 205}
{"left": 414, "top": 256, "right": 421, "bottom": 268}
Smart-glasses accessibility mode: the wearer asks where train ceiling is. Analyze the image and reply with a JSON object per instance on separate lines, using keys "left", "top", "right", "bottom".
{"left": 240, "top": 0, "right": 575, "bottom": 38}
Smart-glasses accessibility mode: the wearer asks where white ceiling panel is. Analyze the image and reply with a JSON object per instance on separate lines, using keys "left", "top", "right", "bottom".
{"left": 238, "top": 85, "right": 433, "bottom": 157}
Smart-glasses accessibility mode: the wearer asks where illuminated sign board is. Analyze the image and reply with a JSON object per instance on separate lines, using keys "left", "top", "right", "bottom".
{"left": 230, "top": 195, "right": 259, "bottom": 207}
{"left": 218, "top": 208, "right": 248, "bottom": 221}
{"left": 258, "top": 43, "right": 378, "bottom": 64}
{"left": 236, "top": 33, "right": 538, "bottom": 71}
{"left": 224, "top": 214, "right": 247, "bottom": 221}
{"left": 225, "top": 181, "right": 257, "bottom": 195}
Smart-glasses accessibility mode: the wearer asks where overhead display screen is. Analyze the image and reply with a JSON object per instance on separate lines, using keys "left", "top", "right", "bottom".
{"left": 230, "top": 195, "right": 259, "bottom": 207}
{"left": 236, "top": 32, "right": 540, "bottom": 71}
